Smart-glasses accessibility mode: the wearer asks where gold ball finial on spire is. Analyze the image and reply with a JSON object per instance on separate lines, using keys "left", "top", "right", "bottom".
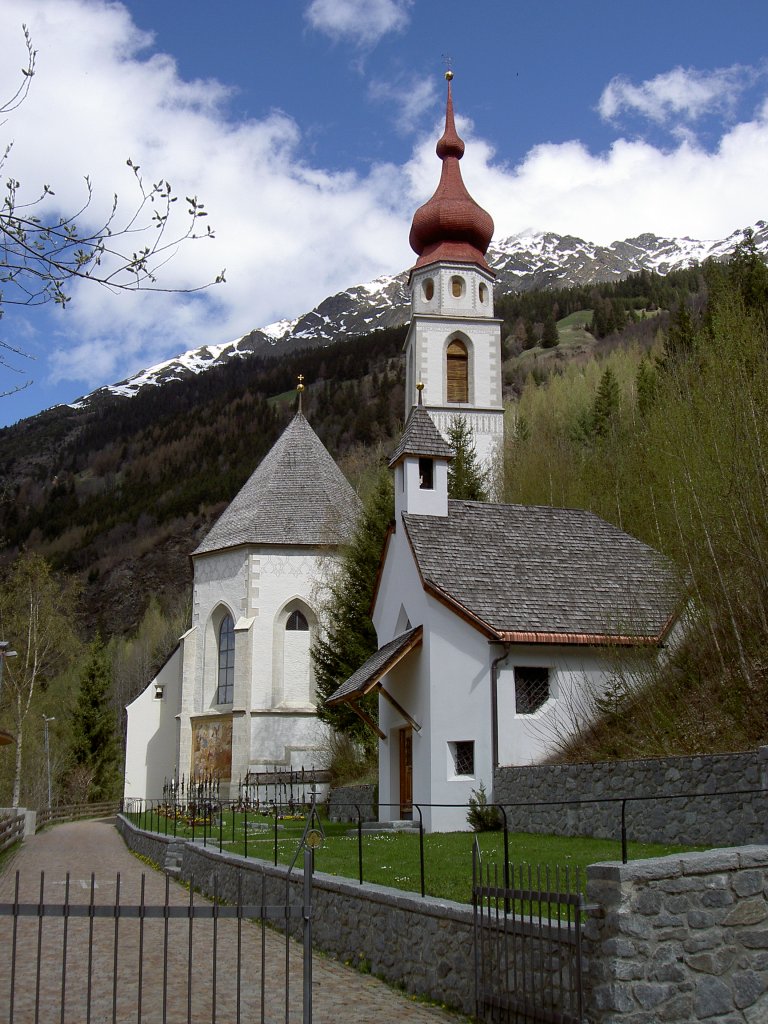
{"left": 416, "top": 380, "right": 425, "bottom": 405}
{"left": 445, "top": 69, "right": 453, "bottom": 81}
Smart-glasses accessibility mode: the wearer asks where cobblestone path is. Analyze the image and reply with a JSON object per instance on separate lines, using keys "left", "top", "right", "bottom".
{"left": 0, "top": 819, "right": 463, "bottom": 1024}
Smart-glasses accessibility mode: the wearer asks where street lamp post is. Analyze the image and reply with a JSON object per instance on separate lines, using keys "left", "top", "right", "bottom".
{"left": 0, "top": 641, "right": 19, "bottom": 748}
{"left": 42, "top": 715, "right": 56, "bottom": 810}
{"left": 0, "top": 640, "right": 18, "bottom": 697}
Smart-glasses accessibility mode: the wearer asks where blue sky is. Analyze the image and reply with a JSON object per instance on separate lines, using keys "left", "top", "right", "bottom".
{"left": 1, "top": 0, "right": 767, "bottom": 426}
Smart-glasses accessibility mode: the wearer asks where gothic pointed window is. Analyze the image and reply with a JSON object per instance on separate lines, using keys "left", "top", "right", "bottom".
{"left": 280, "top": 604, "right": 313, "bottom": 706}
{"left": 447, "top": 338, "right": 468, "bottom": 403}
{"left": 216, "top": 614, "right": 235, "bottom": 704}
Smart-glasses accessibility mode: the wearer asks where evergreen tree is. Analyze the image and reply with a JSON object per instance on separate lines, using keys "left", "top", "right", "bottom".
{"left": 313, "top": 468, "right": 393, "bottom": 751}
{"left": 70, "top": 637, "right": 120, "bottom": 801}
{"left": 591, "top": 367, "right": 620, "bottom": 440}
{"left": 635, "top": 358, "right": 657, "bottom": 418}
{"left": 447, "top": 416, "right": 489, "bottom": 501}
{"left": 523, "top": 319, "right": 538, "bottom": 350}
{"left": 541, "top": 313, "right": 559, "bottom": 349}
{"left": 662, "top": 301, "right": 696, "bottom": 366}
{"left": 727, "top": 227, "right": 768, "bottom": 315}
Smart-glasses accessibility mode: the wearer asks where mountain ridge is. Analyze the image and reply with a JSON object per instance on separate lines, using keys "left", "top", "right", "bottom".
{"left": 73, "top": 223, "right": 768, "bottom": 409}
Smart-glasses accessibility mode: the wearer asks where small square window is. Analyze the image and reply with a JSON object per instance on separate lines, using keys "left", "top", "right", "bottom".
{"left": 515, "top": 667, "right": 550, "bottom": 715}
{"left": 450, "top": 740, "right": 474, "bottom": 777}
{"left": 154, "top": 685, "right": 164, "bottom": 701}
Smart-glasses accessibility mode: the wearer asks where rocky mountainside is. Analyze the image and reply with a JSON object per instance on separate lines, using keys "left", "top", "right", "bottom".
{"left": 78, "top": 223, "right": 768, "bottom": 407}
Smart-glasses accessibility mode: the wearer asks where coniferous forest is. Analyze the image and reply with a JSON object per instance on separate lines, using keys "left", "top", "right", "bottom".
{"left": 0, "top": 240, "right": 766, "bottom": 804}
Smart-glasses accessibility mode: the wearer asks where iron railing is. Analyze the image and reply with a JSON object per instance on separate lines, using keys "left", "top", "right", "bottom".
{"left": 473, "top": 839, "right": 584, "bottom": 1024}
{"left": 122, "top": 785, "right": 766, "bottom": 902}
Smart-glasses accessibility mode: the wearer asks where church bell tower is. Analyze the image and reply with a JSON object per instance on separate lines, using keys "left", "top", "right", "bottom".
{"left": 404, "top": 72, "right": 504, "bottom": 487}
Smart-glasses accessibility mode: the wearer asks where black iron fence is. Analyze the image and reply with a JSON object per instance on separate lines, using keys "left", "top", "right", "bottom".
{"left": 0, "top": 802, "right": 324, "bottom": 1024}
{"left": 160, "top": 766, "right": 330, "bottom": 817}
{"left": 121, "top": 786, "right": 765, "bottom": 906}
{"left": 473, "top": 840, "right": 585, "bottom": 1024}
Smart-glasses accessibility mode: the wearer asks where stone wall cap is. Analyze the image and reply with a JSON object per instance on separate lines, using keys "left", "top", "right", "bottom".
{"left": 738, "top": 845, "right": 768, "bottom": 868}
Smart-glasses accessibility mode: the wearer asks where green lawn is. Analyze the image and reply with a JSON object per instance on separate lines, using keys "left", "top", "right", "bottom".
{"left": 128, "top": 809, "right": 703, "bottom": 905}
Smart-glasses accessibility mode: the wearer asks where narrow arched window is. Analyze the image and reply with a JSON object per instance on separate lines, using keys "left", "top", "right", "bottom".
{"left": 447, "top": 339, "right": 468, "bottom": 403}
{"left": 216, "top": 614, "right": 235, "bottom": 704}
{"left": 286, "top": 609, "right": 309, "bottom": 631}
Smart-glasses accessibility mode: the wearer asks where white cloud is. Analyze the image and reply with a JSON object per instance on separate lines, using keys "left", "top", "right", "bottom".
{"left": 368, "top": 74, "right": 438, "bottom": 134}
{"left": 428, "top": 102, "right": 768, "bottom": 244}
{"left": 3, "top": 1, "right": 768, "bottom": 408}
{"left": 599, "top": 64, "right": 762, "bottom": 126}
{"left": 0, "top": 0, "right": 414, "bottom": 391}
{"left": 305, "top": 0, "right": 412, "bottom": 46}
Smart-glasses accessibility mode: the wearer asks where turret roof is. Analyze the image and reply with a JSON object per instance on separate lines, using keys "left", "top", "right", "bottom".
{"left": 193, "top": 413, "right": 361, "bottom": 555}
{"left": 388, "top": 403, "right": 454, "bottom": 468}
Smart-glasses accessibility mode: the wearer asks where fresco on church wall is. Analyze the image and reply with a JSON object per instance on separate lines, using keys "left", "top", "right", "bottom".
{"left": 191, "top": 716, "right": 233, "bottom": 777}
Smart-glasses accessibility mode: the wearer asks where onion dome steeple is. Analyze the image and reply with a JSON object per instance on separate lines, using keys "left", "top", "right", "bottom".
{"left": 409, "top": 72, "right": 494, "bottom": 273}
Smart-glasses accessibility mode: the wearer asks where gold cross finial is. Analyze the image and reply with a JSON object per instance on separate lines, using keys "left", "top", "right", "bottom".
{"left": 297, "top": 374, "right": 305, "bottom": 412}
{"left": 442, "top": 55, "right": 453, "bottom": 81}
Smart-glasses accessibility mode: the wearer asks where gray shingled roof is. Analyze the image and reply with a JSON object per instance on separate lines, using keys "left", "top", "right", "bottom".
{"left": 327, "top": 626, "right": 423, "bottom": 705}
{"left": 388, "top": 404, "right": 454, "bottom": 467}
{"left": 403, "top": 501, "right": 678, "bottom": 641}
{"left": 193, "top": 413, "right": 361, "bottom": 555}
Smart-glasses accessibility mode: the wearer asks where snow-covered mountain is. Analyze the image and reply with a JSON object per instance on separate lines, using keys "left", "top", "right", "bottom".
{"left": 77, "top": 223, "right": 768, "bottom": 406}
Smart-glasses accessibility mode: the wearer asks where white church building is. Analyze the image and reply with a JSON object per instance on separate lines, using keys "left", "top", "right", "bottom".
{"left": 327, "top": 75, "right": 680, "bottom": 832}
{"left": 124, "top": 410, "right": 361, "bottom": 801}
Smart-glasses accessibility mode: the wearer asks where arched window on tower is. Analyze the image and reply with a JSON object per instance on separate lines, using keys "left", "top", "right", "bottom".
{"left": 447, "top": 338, "right": 469, "bottom": 403}
{"left": 216, "top": 614, "right": 235, "bottom": 704}
{"left": 286, "top": 609, "right": 309, "bottom": 632}
{"left": 277, "top": 603, "right": 313, "bottom": 706}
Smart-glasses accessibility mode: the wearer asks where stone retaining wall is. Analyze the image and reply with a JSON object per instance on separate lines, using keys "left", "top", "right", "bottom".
{"left": 326, "top": 784, "right": 377, "bottom": 823}
{"left": 584, "top": 846, "right": 768, "bottom": 1023}
{"left": 494, "top": 747, "right": 768, "bottom": 847}
{"left": 118, "top": 817, "right": 768, "bottom": 1022}
{"left": 118, "top": 814, "right": 477, "bottom": 1014}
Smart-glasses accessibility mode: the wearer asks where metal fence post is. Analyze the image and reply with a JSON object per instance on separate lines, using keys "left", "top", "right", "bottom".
{"left": 415, "top": 804, "right": 425, "bottom": 897}
{"left": 356, "top": 805, "right": 363, "bottom": 885}
{"left": 303, "top": 845, "right": 313, "bottom": 1024}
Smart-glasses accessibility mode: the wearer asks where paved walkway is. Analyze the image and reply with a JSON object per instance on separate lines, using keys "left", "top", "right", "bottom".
{"left": 0, "top": 819, "right": 464, "bottom": 1024}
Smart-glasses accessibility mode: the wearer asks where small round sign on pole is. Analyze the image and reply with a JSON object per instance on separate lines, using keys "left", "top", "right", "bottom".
{"left": 305, "top": 828, "right": 323, "bottom": 850}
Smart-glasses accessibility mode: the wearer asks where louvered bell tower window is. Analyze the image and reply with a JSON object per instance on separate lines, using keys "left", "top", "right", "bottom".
{"left": 447, "top": 339, "right": 468, "bottom": 403}
{"left": 286, "top": 609, "right": 309, "bottom": 631}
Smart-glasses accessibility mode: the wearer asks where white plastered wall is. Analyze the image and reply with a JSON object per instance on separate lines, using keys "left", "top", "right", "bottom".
{"left": 372, "top": 520, "right": 653, "bottom": 831}
{"left": 495, "top": 646, "right": 619, "bottom": 767}
{"left": 404, "top": 262, "right": 503, "bottom": 478}
{"left": 178, "top": 544, "right": 331, "bottom": 795}
{"left": 124, "top": 645, "right": 183, "bottom": 801}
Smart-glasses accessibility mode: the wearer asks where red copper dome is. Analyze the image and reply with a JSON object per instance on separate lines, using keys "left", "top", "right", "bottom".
{"left": 409, "top": 77, "right": 494, "bottom": 273}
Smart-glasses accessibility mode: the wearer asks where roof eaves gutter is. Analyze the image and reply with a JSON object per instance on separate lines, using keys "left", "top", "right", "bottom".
{"left": 495, "top": 630, "right": 663, "bottom": 647}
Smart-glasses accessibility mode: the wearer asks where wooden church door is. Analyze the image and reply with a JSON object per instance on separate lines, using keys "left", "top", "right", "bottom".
{"left": 399, "top": 726, "right": 413, "bottom": 819}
